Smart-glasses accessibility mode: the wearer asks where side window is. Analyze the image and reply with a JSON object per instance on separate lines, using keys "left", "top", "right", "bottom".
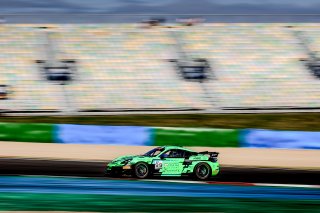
{"left": 184, "top": 151, "right": 192, "bottom": 158}
{"left": 171, "top": 150, "right": 184, "bottom": 158}
{"left": 161, "top": 150, "right": 172, "bottom": 158}
{"left": 162, "top": 149, "right": 185, "bottom": 158}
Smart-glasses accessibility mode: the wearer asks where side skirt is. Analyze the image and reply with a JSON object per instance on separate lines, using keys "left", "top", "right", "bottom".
{"left": 152, "top": 173, "right": 191, "bottom": 177}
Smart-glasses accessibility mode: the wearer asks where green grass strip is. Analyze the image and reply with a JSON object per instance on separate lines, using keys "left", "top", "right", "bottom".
{"left": 0, "top": 192, "right": 319, "bottom": 212}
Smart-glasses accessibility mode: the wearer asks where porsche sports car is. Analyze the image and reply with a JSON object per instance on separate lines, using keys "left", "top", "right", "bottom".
{"left": 105, "top": 146, "right": 219, "bottom": 180}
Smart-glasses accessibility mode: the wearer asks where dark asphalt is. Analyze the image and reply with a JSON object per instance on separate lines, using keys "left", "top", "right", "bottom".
{"left": 0, "top": 176, "right": 319, "bottom": 200}
{"left": 0, "top": 158, "right": 319, "bottom": 184}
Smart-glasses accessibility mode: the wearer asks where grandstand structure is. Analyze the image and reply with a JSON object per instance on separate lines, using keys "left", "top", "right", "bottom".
{"left": 0, "top": 23, "right": 320, "bottom": 115}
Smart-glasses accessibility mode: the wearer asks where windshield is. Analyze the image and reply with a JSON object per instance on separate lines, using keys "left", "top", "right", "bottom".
{"left": 143, "top": 147, "right": 164, "bottom": 157}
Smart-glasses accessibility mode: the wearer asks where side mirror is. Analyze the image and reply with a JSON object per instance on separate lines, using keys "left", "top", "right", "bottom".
{"left": 159, "top": 155, "right": 165, "bottom": 159}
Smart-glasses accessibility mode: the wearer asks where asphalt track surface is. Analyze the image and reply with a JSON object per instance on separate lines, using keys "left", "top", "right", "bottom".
{"left": 0, "top": 158, "right": 320, "bottom": 185}
{"left": 0, "top": 176, "right": 319, "bottom": 200}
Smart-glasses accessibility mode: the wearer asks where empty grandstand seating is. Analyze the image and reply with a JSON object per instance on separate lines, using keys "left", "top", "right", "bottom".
{"left": 0, "top": 23, "right": 320, "bottom": 112}
{"left": 0, "top": 25, "right": 66, "bottom": 111}
{"left": 181, "top": 24, "right": 320, "bottom": 108}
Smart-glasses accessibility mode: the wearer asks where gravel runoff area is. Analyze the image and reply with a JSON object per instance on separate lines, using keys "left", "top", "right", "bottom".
{"left": 0, "top": 142, "right": 319, "bottom": 170}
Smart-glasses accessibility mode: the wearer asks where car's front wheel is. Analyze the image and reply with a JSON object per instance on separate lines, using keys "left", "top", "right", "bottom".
{"left": 194, "top": 162, "right": 211, "bottom": 180}
{"left": 133, "top": 162, "right": 149, "bottom": 179}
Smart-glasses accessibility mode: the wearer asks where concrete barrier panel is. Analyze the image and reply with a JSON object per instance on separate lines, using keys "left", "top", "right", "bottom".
{"left": 154, "top": 127, "right": 239, "bottom": 147}
{"left": 242, "top": 129, "right": 320, "bottom": 149}
{"left": 55, "top": 124, "right": 153, "bottom": 146}
{"left": 0, "top": 122, "right": 54, "bottom": 143}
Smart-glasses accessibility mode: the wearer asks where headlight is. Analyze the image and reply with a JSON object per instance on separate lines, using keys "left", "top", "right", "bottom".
{"left": 121, "top": 159, "right": 132, "bottom": 165}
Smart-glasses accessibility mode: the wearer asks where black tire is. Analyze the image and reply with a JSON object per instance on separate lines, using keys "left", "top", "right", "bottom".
{"left": 194, "top": 162, "right": 211, "bottom": 180}
{"left": 133, "top": 162, "right": 149, "bottom": 179}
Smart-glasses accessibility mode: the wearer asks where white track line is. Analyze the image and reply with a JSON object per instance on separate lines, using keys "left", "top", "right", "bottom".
{"left": 254, "top": 183, "right": 320, "bottom": 188}
{"left": 140, "top": 179, "right": 320, "bottom": 188}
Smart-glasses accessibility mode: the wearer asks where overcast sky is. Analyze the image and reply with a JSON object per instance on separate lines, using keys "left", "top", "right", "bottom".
{"left": 1, "top": 0, "right": 320, "bottom": 14}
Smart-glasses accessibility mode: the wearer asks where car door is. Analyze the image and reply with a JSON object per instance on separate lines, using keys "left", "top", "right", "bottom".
{"left": 159, "top": 149, "right": 185, "bottom": 176}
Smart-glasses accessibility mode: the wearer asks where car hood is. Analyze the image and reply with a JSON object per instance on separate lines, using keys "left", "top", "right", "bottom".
{"left": 111, "top": 155, "right": 139, "bottom": 163}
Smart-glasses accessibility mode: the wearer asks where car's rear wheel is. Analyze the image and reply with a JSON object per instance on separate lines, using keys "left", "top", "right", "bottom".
{"left": 133, "top": 162, "right": 149, "bottom": 179}
{"left": 194, "top": 163, "right": 211, "bottom": 180}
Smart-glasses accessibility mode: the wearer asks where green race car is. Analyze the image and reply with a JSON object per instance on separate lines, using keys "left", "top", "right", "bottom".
{"left": 105, "top": 146, "right": 219, "bottom": 180}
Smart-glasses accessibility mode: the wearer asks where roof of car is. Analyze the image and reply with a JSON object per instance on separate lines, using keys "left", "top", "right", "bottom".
{"left": 161, "top": 146, "right": 193, "bottom": 152}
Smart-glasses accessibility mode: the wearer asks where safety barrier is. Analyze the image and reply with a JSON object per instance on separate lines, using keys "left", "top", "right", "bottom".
{"left": 154, "top": 127, "right": 239, "bottom": 147}
{"left": 0, "top": 122, "right": 319, "bottom": 149}
{"left": 241, "top": 129, "right": 320, "bottom": 149}
{"left": 0, "top": 122, "right": 54, "bottom": 143}
{"left": 55, "top": 124, "right": 153, "bottom": 146}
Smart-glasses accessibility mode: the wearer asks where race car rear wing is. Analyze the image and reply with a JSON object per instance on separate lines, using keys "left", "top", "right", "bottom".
{"left": 189, "top": 151, "right": 219, "bottom": 158}
{"left": 197, "top": 151, "right": 219, "bottom": 157}
{"left": 191, "top": 151, "right": 219, "bottom": 162}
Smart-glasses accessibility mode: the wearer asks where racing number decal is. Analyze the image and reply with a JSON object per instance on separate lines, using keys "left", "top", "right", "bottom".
{"left": 154, "top": 160, "right": 163, "bottom": 169}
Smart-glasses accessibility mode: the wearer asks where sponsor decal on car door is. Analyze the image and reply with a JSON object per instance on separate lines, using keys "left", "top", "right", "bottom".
{"left": 161, "top": 158, "right": 185, "bottom": 175}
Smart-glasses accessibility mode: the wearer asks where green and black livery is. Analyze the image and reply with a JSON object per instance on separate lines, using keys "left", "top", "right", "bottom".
{"left": 106, "top": 146, "right": 219, "bottom": 180}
